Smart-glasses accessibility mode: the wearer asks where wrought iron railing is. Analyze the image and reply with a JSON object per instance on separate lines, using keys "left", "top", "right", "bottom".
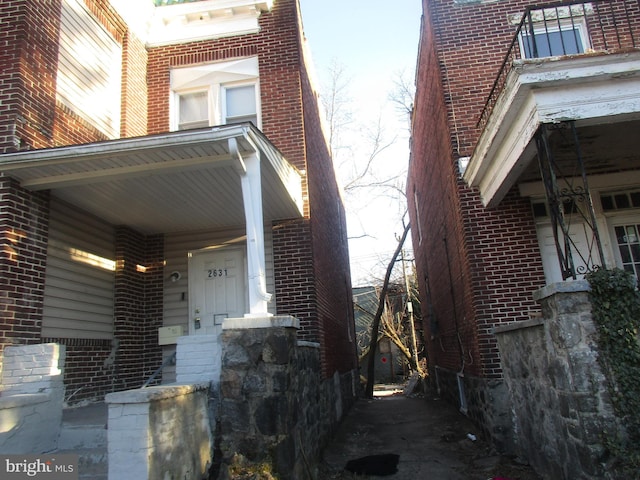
{"left": 478, "top": 0, "right": 640, "bottom": 128}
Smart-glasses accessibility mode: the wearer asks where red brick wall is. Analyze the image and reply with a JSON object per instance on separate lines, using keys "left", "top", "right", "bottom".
{"left": 0, "top": 0, "right": 61, "bottom": 152}
{"left": 146, "top": 0, "right": 306, "bottom": 170}
{"left": 0, "top": 177, "right": 49, "bottom": 370}
{"left": 272, "top": 218, "right": 317, "bottom": 338}
{"left": 0, "top": 0, "right": 146, "bottom": 153}
{"left": 39, "top": 338, "right": 115, "bottom": 403}
{"left": 113, "top": 227, "right": 164, "bottom": 392}
{"left": 408, "top": 0, "right": 547, "bottom": 380}
{"left": 121, "top": 31, "right": 148, "bottom": 138}
{"left": 299, "top": 24, "right": 356, "bottom": 376}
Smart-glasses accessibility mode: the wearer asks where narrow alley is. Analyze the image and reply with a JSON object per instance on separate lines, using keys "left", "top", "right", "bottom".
{"left": 318, "top": 385, "right": 542, "bottom": 480}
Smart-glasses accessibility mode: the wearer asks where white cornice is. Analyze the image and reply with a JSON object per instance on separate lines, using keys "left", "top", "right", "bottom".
{"left": 109, "top": 0, "right": 273, "bottom": 46}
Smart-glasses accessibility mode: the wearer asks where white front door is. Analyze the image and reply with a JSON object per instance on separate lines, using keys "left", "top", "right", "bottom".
{"left": 188, "top": 248, "right": 247, "bottom": 335}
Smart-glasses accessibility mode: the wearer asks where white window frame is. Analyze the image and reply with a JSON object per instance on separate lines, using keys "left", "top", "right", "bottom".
{"left": 605, "top": 212, "right": 640, "bottom": 279}
{"left": 221, "top": 81, "right": 260, "bottom": 127}
{"left": 170, "top": 57, "right": 261, "bottom": 131}
{"left": 519, "top": 17, "right": 589, "bottom": 58}
{"left": 173, "top": 88, "right": 214, "bottom": 131}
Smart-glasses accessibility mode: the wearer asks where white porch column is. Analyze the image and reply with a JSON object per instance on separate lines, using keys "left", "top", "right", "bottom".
{"left": 230, "top": 138, "right": 272, "bottom": 316}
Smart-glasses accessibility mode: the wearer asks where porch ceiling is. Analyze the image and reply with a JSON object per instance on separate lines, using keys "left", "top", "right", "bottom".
{"left": 464, "top": 52, "right": 640, "bottom": 207}
{"left": 0, "top": 124, "right": 304, "bottom": 234}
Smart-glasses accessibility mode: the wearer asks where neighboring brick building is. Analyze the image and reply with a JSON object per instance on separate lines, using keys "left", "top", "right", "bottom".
{"left": 0, "top": 0, "right": 356, "bottom": 404}
{"left": 408, "top": 0, "right": 640, "bottom": 448}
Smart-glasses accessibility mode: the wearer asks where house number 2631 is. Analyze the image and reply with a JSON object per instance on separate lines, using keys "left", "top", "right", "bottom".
{"left": 208, "top": 268, "right": 228, "bottom": 278}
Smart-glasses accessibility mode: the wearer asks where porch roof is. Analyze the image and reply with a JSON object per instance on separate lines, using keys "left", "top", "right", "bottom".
{"left": 464, "top": 52, "right": 640, "bottom": 208}
{"left": 0, "top": 123, "right": 304, "bottom": 234}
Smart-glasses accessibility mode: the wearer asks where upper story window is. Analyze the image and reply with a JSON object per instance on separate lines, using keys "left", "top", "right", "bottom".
{"left": 223, "top": 84, "right": 258, "bottom": 126}
{"left": 177, "top": 91, "right": 209, "bottom": 130}
{"left": 515, "top": 4, "right": 592, "bottom": 59}
{"left": 56, "top": 0, "right": 122, "bottom": 139}
{"left": 171, "top": 57, "right": 260, "bottom": 131}
{"left": 520, "top": 21, "right": 588, "bottom": 58}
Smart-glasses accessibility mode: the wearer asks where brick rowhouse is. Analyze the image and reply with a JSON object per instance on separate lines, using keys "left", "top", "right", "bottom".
{"left": 0, "top": 0, "right": 355, "bottom": 398}
{"left": 408, "top": 0, "right": 547, "bottom": 441}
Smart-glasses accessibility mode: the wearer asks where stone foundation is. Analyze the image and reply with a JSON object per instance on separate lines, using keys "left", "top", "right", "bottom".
{"left": 495, "top": 281, "right": 618, "bottom": 479}
{"left": 217, "top": 316, "right": 357, "bottom": 480}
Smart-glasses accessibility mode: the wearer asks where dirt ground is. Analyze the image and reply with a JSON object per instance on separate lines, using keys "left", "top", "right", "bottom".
{"left": 318, "top": 386, "right": 542, "bottom": 480}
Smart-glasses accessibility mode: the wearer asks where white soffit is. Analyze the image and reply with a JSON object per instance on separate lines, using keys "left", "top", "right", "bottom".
{"left": 464, "top": 52, "right": 640, "bottom": 208}
{"left": 0, "top": 124, "right": 303, "bottom": 234}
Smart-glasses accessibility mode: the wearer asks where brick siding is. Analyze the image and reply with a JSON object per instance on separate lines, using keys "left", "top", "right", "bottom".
{"left": 0, "top": 0, "right": 61, "bottom": 152}
{"left": 0, "top": 0, "right": 355, "bottom": 388}
{"left": 113, "top": 227, "right": 164, "bottom": 392}
{"left": 300, "top": 44, "right": 356, "bottom": 375}
{"left": 40, "top": 337, "right": 114, "bottom": 403}
{"left": 0, "top": 177, "right": 49, "bottom": 371}
{"left": 272, "top": 218, "right": 317, "bottom": 339}
{"left": 408, "top": 0, "right": 547, "bottom": 380}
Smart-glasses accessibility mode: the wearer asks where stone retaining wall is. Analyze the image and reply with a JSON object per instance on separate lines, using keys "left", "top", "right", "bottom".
{"left": 217, "top": 316, "right": 357, "bottom": 480}
{"left": 494, "top": 281, "right": 618, "bottom": 479}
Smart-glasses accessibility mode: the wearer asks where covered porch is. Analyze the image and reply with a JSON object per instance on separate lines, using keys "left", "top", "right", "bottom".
{"left": 463, "top": 4, "right": 640, "bottom": 283}
{"left": 0, "top": 123, "right": 304, "bottom": 396}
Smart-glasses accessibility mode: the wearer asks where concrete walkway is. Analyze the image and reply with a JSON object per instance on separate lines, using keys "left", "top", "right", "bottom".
{"left": 319, "top": 385, "right": 542, "bottom": 480}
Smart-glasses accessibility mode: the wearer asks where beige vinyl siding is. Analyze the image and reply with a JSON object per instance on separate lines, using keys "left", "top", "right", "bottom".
{"left": 161, "top": 226, "right": 275, "bottom": 383}
{"left": 42, "top": 200, "right": 115, "bottom": 339}
{"left": 56, "top": 0, "right": 122, "bottom": 138}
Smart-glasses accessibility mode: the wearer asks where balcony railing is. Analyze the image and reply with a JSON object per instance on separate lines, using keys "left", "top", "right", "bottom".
{"left": 478, "top": 0, "right": 640, "bottom": 128}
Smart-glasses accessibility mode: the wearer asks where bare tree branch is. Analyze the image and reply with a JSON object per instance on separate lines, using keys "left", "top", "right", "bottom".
{"left": 365, "top": 222, "right": 411, "bottom": 398}
{"left": 388, "top": 68, "right": 416, "bottom": 131}
{"left": 320, "top": 59, "right": 352, "bottom": 159}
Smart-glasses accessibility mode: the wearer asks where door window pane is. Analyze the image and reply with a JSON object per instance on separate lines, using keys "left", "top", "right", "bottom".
{"left": 615, "top": 224, "right": 640, "bottom": 279}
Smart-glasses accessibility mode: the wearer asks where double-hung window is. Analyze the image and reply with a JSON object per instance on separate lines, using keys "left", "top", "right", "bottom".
{"left": 222, "top": 84, "right": 258, "bottom": 126}
{"left": 171, "top": 57, "right": 260, "bottom": 131}
{"left": 177, "top": 90, "right": 210, "bottom": 130}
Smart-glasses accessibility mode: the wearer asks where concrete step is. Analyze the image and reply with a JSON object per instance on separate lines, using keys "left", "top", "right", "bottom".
{"left": 58, "top": 402, "right": 107, "bottom": 450}
{"left": 55, "top": 446, "right": 107, "bottom": 479}
{"left": 56, "top": 402, "right": 108, "bottom": 478}
{"left": 58, "top": 424, "right": 107, "bottom": 450}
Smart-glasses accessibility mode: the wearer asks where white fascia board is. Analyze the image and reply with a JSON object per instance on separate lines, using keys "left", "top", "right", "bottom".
{"left": 0, "top": 125, "right": 252, "bottom": 168}
{"left": 464, "top": 66, "right": 540, "bottom": 206}
{"left": 244, "top": 128, "right": 304, "bottom": 216}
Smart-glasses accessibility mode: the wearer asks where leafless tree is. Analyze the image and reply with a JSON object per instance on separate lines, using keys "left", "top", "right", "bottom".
{"left": 320, "top": 59, "right": 352, "bottom": 160}
{"left": 364, "top": 222, "right": 411, "bottom": 398}
{"left": 388, "top": 68, "right": 415, "bottom": 131}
